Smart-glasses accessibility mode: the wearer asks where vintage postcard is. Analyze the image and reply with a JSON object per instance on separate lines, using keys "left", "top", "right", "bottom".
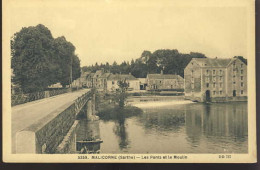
{"left": 2, "top": 0, "right": 256, "bottom": 163}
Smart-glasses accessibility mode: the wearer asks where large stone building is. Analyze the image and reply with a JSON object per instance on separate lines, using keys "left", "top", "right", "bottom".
{"left": 146, "top": 71, "right": 184, "bottom": 91}
{"left": 184, "top": 57, "right": 247, "bottom": 102}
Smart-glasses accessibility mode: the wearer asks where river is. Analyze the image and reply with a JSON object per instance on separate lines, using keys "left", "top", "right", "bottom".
{"left": 74, "top": 96, "right": 248, "bottom": 154}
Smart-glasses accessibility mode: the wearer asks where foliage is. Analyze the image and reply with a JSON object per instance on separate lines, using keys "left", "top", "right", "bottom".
{"left": 81, "top": 49, "right": 207, "bottom": 78}
{"left": 115, "top": 80, "right": 129, "bottom": 108}
{"left": 11, "top": 24, "right": 81, "bottom": 92}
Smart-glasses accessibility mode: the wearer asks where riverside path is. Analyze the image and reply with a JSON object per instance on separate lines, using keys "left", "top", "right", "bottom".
{"left": 11, "top": 89, "right": 90, "bottom": 153}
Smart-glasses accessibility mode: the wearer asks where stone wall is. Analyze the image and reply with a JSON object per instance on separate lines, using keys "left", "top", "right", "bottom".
{"left": 16, "top": 91, "right": 93, "bottom": 154}
{"left": 56, "top": 120, "right": 79, "bottom": 154}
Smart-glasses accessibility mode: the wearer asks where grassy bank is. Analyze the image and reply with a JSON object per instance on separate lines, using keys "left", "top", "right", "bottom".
{"left": 96, "top": 93, "right": 143, "bottom": 121}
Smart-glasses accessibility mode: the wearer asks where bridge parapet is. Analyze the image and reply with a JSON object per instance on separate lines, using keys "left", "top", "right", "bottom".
{"left": 15, "top": 89, "right": 96, "bottom": 154}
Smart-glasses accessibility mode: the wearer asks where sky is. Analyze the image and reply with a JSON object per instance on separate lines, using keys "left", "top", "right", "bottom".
{"left": 7, "top": 0, "right": 251, "bottom": 66}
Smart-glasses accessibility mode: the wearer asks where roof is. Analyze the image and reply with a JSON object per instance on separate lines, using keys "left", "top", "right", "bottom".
{"left": 191, "top": 58, "right": 234, "bottom": 67}
{"left": 107, "top": 74, "right": 138, "bottom": 81}
{"left": 81, "top": 72, "right": 90, "bottom": 77}
{"left": 147, "top": 74, "right": 183, "bottom": 80}
{"left": 100, "top": 73, "right": 111, "bottom": 78}
{"left": 93, "top": 70, "right": 104, "bottom": 78}
{"left": 86, "top": 73, "right": 95, "bottom": 78}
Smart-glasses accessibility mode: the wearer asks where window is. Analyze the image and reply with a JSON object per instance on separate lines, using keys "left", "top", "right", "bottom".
{"left": 206, "top": 70, "right": 209, "bottom": 75}
{"left": 213, "top": 83, "right": 216, "bottom": 88}
{"left": 241, "top": 76, "right": 243, "bottom": 80}
{"left": 213, "top": 91, "right": 216, "bottom": 95}
{"left": 213, "top": 76, "right": 216, "bottom": 82}
{"left": 220, "top": 83, "right": 222, "bottom": 88}
{"left": 191, "top": 77, "right": 194, "bottom": 82}
{"left": 220, "top": 91, "right": 223, "bottom": 95}
{"left": 241, "top": 82, "right": 244, "bottom": 87}
{"left": 206, "top": 77, "right": 209, "bottom": 82}
{"left": 191, "top": 70, "right": 194, "bottom": 75}
{"left": 213, "top": 70, "right": 216, "bottom": 74}
{"left": 241, "top": 64, "right": 243, "bottom": 68}
{"left": 241, "top": 90, "right": 244, "bottom": 95}
{"left": 219, "top": 70, "right": 222, "bottom": 75}
{"left": 160, "top": 80, "right": 162, "bottom": 84}
{"left": 233, "top": 62, "right": 236, "bottom": 66}
{"left": 112, "top": 81, "right": 114, "bottom": 85}
{"left": 206, "top": 83, "right": 209, "bottom": 88}
{"left": 219, "top": 76, "right": 223, "bottom": 81}
{"left": 233, "top": 75, "right": 236, "bottom": 79}
{"left": 241, "top": 70, "right": 243, "bottom": 74}
{"left": 233, "top": 82, "right": 236, "bottom": 84}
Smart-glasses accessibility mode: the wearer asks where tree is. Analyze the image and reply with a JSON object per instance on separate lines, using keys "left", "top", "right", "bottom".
{"left": 72, "top": 54, "right": 81, "bottom": 82}
{"left": 140, "top": 50, "right": 152, "bottom": 64}
{"left": 11, "top": 24, "right": 81, "bottom": 92}
{"left": 115, "top": 79, "right": 129, "bottom": 108}
{"left": 11, "top": 24, "right": 57, "bottom": 93}
{"left": 53, "top": 36, "right": 81, "bottom": 87}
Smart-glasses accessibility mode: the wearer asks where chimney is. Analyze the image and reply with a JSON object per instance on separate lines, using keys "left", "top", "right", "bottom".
{"left": 160, "top": 70, "right": 163, "bottom": 75}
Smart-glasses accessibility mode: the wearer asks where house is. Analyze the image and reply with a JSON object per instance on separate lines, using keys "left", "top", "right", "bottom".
{"left": 106, "top": 74, "right": 140, "bottom": 92}
{"left": 184, "top": 57, "right": 247, "bottom": 102}
{"left": 146, "top": 71, "right": 184, "bottom": 91}
{"left": 79, "top": 71, "right": 90, "bottom": 88}
{"left": 86, "top": 73, "right": 95, "bottom": 88}
{"left": 138, "top": 78, "right": 147, "bottom": 90}
{"left": 93, "top": 69, "right": 105, "bottom": 89}
{"left": 99, "top": 72, "right": 112, "bottom": 91}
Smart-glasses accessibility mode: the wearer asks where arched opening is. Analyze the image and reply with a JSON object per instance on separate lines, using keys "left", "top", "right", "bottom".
{"left": 205, "top": 90, "right": 211, "bottom": 102}
{"left": 233, "top": 90, "right": 236, "bottom": 97}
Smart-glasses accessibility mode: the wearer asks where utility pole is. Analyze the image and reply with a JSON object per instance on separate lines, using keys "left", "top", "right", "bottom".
{"left": 70, "top": 55, "right": 73, "bottom": 90}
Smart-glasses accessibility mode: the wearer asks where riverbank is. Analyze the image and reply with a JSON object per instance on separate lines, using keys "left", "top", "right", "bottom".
{"left": 127, "top": 90, "right": 184, "bottom": 96}
{"left": 96, "top": 93, "right": 143, "bottom": 121}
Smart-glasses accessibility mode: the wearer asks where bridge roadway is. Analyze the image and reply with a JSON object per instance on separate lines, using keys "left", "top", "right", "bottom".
{"left": 12, "top": 88, "right": 90, "bottom": 153}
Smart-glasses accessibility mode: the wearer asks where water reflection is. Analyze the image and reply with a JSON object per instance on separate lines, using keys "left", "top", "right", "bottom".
{"left": 138, "top": 109, "right": 185, "bottom": 133}
{"left": 75, "top": 119, "right": 103, "bottom": 154}
{"left": 185, "top": 103, "right": 248, "bottom": 147}
{"left": 113, "top": 118, "right": 130, "bottom": 150}
{"left": 72, "top": 99, "right": 248, "bottom": 153}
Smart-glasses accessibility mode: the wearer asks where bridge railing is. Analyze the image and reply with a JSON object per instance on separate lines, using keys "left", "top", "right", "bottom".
{"left": 11, "top": 88, "right": 83, "bottom": 106}
{"left": 16, "top": 89, "right": 95, "bottom": 153}
{"left": 11, "top": 91, "right": 46, "bottom": 106}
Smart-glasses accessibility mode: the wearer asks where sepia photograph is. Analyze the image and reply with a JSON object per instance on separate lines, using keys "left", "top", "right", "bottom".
{"left": 2, "top": 0, "right": 256, "bottom": 163}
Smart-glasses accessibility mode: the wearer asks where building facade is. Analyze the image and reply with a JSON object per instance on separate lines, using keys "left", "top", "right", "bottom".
{"left": 106, "top": 74, "right": 140, "bottom": 92}
{"left": 146, "top": 71, "right": 184, "bottom": 91}
{"left": 184, "top": 58, "right": 247, "bottom": 102}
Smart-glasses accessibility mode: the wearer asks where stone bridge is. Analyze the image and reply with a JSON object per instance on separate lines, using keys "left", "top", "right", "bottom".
{"left": 13, "top": 89, "right": 97, "bottom": 154}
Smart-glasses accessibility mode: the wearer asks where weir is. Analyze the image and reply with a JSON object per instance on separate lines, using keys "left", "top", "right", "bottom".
{"left": 15, "top": 89, "right": 97, "bottom": 154}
